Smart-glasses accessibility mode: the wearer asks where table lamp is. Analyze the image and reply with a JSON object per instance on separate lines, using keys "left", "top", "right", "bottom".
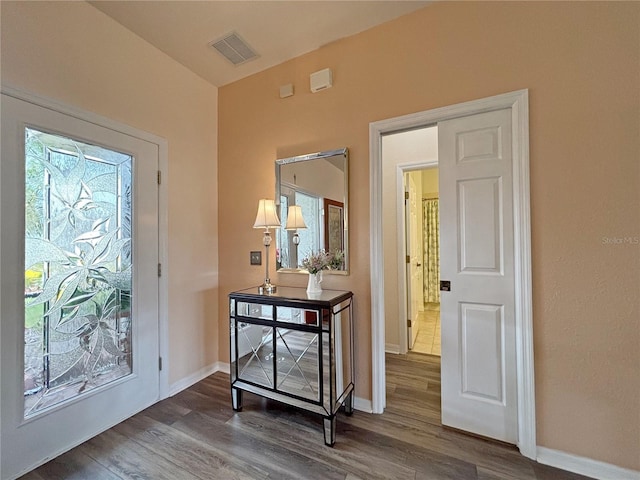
{"left": 253, "top": 199, "right": 281, "bottom": 294}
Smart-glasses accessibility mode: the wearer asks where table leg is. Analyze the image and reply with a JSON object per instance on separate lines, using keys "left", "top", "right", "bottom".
{"left": 231, "top": 387, "right": 243, "bottom": 411}
{"left": 344, "top": 391, "right": 354, "bottom": 416}
{"left": 323, "top": 416, "right": 336, "bottom": 446}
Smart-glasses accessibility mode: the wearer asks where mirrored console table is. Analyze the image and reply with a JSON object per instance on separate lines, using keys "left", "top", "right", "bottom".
{"left": 229, "top": 286, "right": 354, "bottom": 446}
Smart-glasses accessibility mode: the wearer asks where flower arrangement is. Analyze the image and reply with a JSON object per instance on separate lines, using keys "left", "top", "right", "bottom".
{"left": 301, "top": 250, "right": 344, "bottom": 274}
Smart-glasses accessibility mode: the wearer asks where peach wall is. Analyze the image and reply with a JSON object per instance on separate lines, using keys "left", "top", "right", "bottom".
{"left": 1, "top": 1, "right": 219, "bottom": 386}
{"left": 219, "top": 1, "right": 639, "bottom": 470}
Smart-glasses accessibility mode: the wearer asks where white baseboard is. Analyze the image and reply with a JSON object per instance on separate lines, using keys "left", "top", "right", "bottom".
{"left": 385, "top": 343, "right": 400, "bottom": 354}
{"left": 537, "top": 447, "right": 640, "bottom": 480}
{"left": 216, "top": 362, "right": 230, "bottom": 374}
{"left": 354, "top": 396, "right": 373, "bottom": 413}
{"left": 168, "top": 361, "right": 227, "bottom": 396}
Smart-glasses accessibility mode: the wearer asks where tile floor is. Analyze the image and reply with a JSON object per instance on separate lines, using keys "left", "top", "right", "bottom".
{"left": 411, "top": 302, "right": 441, "bottom": 356}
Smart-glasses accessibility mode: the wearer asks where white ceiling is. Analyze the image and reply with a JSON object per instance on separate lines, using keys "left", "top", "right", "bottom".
{"left": 89, "top": 1, "right": 430, "bottom": 87}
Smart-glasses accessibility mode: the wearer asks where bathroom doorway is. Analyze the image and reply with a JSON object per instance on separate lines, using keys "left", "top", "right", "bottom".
{"left": 380, "top": 125, "right": 439, "bottom": 357}
{"left": 404, "top": 168, "right": 440, "bottom": 357}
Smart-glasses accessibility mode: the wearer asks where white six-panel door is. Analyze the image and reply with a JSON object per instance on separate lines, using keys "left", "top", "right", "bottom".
{"left": 439, "top": 108, "right": 518, "bottom": 443}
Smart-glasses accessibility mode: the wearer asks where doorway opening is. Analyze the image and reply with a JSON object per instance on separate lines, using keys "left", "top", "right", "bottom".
{"left": 380, "top": 126, "right": 440, "bottom": 357}
{"left": 369, "top": 90, "right": 535, "bottom": 458}
{"left": 1, "top": 89, "right": 170, "bottom": 479}
{"left": 405, "top": 167, "right": 441, "bottom": 357}
{"left": 381, "top": 128, "right": 442, "bottom": 430}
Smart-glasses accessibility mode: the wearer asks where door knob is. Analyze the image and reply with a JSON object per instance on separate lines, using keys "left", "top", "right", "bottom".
{"left": 440, "top": 280, "right": 451, "bottom": 291}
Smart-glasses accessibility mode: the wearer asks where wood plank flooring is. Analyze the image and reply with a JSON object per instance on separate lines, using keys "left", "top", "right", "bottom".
{"left": 21, "top": 353, "right": 593, "bottom": 480}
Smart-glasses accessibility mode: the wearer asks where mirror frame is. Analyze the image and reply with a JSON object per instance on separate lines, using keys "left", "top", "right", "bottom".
{"left": 275, "top": 147, "right": 349, "bottom": 275}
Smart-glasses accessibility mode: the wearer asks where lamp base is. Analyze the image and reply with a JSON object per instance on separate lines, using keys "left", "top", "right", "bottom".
{"left": 258, "top": 282, "right": 277, "bottom": 295}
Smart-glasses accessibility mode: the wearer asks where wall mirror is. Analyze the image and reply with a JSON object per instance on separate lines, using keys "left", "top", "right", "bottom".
{"left": 275, "top": 147, "right": 348, "bottom": 274}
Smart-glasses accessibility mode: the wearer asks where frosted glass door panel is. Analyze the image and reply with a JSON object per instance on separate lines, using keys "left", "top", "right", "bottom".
{"left": 24, "top": 128, "right": 133, "bottom": 416}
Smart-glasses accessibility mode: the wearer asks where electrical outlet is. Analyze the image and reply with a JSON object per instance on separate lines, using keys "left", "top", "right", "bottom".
{"left": 250, "top": 251, "right": 262, "bottom": 265}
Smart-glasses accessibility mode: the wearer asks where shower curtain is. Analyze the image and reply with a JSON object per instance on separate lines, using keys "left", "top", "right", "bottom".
{"left": 423, "top": 198, "right": 440, "bottom": 303}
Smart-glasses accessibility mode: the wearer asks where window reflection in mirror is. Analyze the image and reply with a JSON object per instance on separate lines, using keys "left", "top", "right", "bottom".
{"left": 275, "top": 148, "right": 348, "bottom": 274}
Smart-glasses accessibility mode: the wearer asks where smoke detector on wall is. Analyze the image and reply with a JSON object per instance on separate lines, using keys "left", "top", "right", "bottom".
{"left": 310, "top": 68, "right": 333, "bottom": 93}
{"left": 209, "top": 32, "right": 259, "bottom": 66}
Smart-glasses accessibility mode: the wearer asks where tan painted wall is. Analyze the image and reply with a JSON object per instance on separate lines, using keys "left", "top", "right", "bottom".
{"left": 1, "top": 1, "right": 220, "bottom": 386}
{"left": 422, "top": 168, "right": 439, "bottom": 198}
{"left": 219, "top": 1, "right": 640, "bottom": 470}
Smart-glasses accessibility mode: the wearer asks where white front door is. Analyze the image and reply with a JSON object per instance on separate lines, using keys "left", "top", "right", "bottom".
{"left": 405, "top": 174, "right": 422, "bottom": 349}
{"left": 1, "top": 94, "right": 160, "bottom": 479}
{"left": 439, "top": 108, "right": 518, "bottom": 443}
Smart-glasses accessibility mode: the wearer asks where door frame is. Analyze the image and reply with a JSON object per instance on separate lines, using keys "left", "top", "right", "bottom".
{"left": 369, "top": 89, "right": 535, "bottom": 459}
{"left": 0, "top": 85, "right": 170, "bottom": 399}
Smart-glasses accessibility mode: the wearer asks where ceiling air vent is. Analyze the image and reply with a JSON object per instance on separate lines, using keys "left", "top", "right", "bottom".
{"left": 209, "top": 32, "right": 259, "bottom": 66}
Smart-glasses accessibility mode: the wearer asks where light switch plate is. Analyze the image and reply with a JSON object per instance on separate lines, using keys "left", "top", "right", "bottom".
{"left": 250, "top": 251, "right": 262, "bottom": 265}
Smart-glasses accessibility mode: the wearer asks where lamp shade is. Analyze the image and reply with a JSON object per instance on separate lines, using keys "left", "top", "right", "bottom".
{"left": 253, "top": 199, "right": 281, "bottom": 228}
{"left": 285, "top": 205, "right": 307, "bottom": 230}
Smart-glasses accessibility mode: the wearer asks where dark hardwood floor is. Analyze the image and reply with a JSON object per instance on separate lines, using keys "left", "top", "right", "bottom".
{"left": 21, "top": 353, "right": 592, "bottom": 480}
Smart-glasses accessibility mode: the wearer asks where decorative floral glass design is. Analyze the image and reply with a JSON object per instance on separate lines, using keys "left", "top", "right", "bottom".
{"left": 24, "top": 127, "right": 133, "bottom": 416}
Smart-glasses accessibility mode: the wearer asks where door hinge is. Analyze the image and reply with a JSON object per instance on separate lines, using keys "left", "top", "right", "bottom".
{"left": 407, "top": 319, "right": 411, "bottom": 327}
{"left": 159, "top": 357, "right": 163, "bottom": 371}
{"left": 157, "top": 170, "right": 162, "bottom": 185}
{"left": 405, "top": 191, "right": 409, "bottom": 200}
{"left": 406, "top": 255, "right": 410, "bottom": 264}
{"left": 158, "top": 263, "right": 162, "bottom": 277}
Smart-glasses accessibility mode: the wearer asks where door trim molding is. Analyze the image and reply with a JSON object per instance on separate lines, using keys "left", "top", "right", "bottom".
{"left": 369, "top": 89, "right": 535, "bottom": 459}
{"left": 1, "top": 84, "right": 171, "bottom": 400}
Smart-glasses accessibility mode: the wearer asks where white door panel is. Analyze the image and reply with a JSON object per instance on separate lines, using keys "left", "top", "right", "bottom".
{"left": 460, "top": 302, "right": 504, "bottom": 402}
{"left": 458, "top": 177, "right": 503, "bottom": 274}
{"left": 1, "top": 94, "right": 160, "bottom": 479}
{"left": 439, "top": 108, "right": 517, "bottom": 444}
